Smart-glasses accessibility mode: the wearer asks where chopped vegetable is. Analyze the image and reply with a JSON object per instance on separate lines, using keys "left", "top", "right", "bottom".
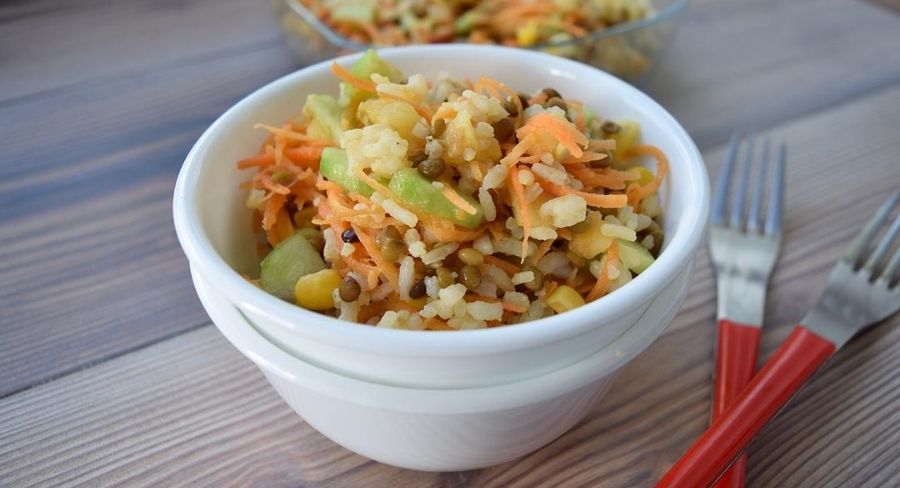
{"left": 547, "top": 285, "right": 585, "bottom": 313}
{"left": 295, "top": 269, "right": 342, "bottom": 310}
{"left": 388, "top": 168, "right": 484, "bottom": 229}
{"left": 319, "top": 147, "right": 373, "bottom": 196}
{"left": 617, "top": 238, "right": 655, "bottom": 273}
{"left": 260, "top": 233, "right": 327, "bottom": 301}
{"left": 302, "top": 94, "right": 343, "bottom": 144}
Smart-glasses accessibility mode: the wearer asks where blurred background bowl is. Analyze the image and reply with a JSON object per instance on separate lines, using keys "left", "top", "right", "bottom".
{"left": 275, "top": 0, "right": 687, "bottom": 83}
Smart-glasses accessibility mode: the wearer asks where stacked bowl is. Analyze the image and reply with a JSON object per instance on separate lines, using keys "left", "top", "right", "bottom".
{"left": 174, "top": 45, "right": 709, "bottom": 471}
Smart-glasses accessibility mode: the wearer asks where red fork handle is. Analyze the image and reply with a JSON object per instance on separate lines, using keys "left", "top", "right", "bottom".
{"left": 657, "top": 326, "right": 837, "bottom": 488}
{"left": 712, "top": 320, "right": 762, "bottom": 488}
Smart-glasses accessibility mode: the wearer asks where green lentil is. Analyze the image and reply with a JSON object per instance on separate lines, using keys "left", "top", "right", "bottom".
{"left": 458, "top": 248, "right": 485, "bottom": 266}
{"left": 338, "top": 276, "right": 361, "bottom": 302}
{"left": 417, "top": 158, "right": 446, "bottom": 179}
{"left": 460, "top": 265, "right": 482, "bottom": 290}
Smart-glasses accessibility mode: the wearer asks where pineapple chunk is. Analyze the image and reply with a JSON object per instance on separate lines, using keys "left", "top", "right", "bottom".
{"left": 611, "top": 120, "right": 640, "bottom": 163}
{"left": 569, "top": 211, "right": 613, "bottom": 259}
{"left": 357, "top": 98, "right": 423, "bottom": 144}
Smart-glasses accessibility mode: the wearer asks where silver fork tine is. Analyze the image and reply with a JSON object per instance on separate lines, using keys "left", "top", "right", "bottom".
{"left": 845, "top": 192, "right": 900, "bottom": 267}
{"left": 711, "top": 133, "right": 741, "bottom": 225}
{"left": 747, "top": 139, "right": 771, "bottom": 233}
{"left": 865, "top": 215, "right": 900, "bottom": 276}
{"left": 764, "top": 144, "right": 786, "bottom": 235}
{"left": 882, "top": 237, "right": 900, "bottom": 286}
{"left": 730, "top": 133, "right": 755, "bottom": 229}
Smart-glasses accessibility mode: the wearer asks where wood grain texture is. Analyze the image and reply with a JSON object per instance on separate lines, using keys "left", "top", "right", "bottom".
{"left": 0, "top": 0, "right": 283, "bottom": 102}
{"left": 867, "top": 0, "right": 900, "bottom": 13}
{"left": 2, "top": 81, "right": 898, "bottom": 487}
{"left": 0, "top": 35, "right": 298, "bottom": 397}
{"left": 1, "top": 0, "right": 899, "bottom": 394}
{"left": 645, "top": 0, "right": 900, "bottom": 148}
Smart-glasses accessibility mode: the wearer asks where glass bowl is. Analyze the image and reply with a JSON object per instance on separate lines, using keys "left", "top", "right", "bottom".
{"left": 275, "top": 0, "right": 687, "bottom": 83}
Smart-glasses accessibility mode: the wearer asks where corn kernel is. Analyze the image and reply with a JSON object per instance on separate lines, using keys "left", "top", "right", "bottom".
{"left": 516, "top": 20, "right": 539, "bottom": 46}
{"left": 634, "top": 166, "right": 654, "bottom": 185}
{"left": 294, "top": 269, "right": 342, "bottom": 311}
{"left": 612, "top": 121, "right": 640, "bottom": 162}
{"left": 546, "top": 285, "right": 585, "bottom": 314}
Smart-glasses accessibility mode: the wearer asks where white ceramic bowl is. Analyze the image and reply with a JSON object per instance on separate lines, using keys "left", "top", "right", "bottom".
{"left": 193, "top": 260, "right": 692, "bottom": 471}
{"left": 173, "top": 45, "right": 708, "bottom": 389}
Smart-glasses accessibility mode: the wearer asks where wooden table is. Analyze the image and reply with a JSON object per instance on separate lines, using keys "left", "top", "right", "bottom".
{"left": 2, "top": 1, "right": 899, "bottom": 486}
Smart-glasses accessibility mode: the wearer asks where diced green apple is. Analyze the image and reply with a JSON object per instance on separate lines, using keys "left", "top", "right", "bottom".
{"left": 388, "top": 168, "right": 484, "bottom": 229}
{"left": 259, "top": 233, "right": 326, "bottom": 301}
{"left": 319, "top": 147, "right": 373, "bottom": 197}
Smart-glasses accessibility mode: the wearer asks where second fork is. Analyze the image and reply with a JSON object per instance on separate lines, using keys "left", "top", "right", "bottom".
{"left": 707, "top": 133, "right": 786, "bottom": 488}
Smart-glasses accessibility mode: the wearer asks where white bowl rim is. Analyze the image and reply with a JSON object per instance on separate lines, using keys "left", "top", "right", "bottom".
{"left": 173, "top": 44, "right": 708, "bottom": 356}
{"left": 196, "top": 262, "right": 690, "bottom": 414}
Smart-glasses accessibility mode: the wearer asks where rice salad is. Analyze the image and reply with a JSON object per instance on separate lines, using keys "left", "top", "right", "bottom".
{"left": 237, "top": 50, "right": 667, "bottom": 330}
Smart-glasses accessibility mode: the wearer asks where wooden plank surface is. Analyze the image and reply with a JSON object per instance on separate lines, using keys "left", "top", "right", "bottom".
{"left": 1, "top": 0, "right": 899, "bottom": 395}
{"left": 0, "top": 0, "right": 284, "bottom": 102}
{"left": 645, "top": 0, "right": 900, "bottom": 148}
{"left": 2, "top": 81, "right": 898, "bottom": 487}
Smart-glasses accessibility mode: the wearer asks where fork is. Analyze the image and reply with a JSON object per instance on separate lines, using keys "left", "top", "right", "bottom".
{"left": 658, "top": 191, "right": 900, "bottom": 488}
{"left": 707, "top": 133, "right": 786, "bottom": 488}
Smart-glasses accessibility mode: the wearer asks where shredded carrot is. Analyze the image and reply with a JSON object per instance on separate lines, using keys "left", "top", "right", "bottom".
{"left": 416, "top": 216, "right": 484, "bottom": 243}
{"left": 518, "top": 112, "right": 588, "bottom": 158}
{"left": 262, "top": 193, "right": 286, "bottom": 231}
{"left": 517, "top": 154, "right": 543, "bottom": 165}
{"left": 379, "top": 92, "right": 433, "bottom": 120}
{"left": 568, "top": 166, "right": 639, "bottom": 190}
{"left": 572, "top": 102, "right": 587, "bottom": 132}
{"left": 484, "top": 255, "right": 520, "bottom": 276}
{"left": 331, "top": 62, "right": 376, "bottom": 93}
{"left": 237, "top": 153, "right": 275, "bottom": 170}
{"left": 500, "top": 133, "right": 536, "bottom": 166}
{"left": 500, "top": 301, "right": 527, "bottom": 314}
{"left": 538, "top": 179, "right": 628, "bottom": 208}
{"left": 624, "top": 145, "right": 669, "bottom": 207}
{"left": 545, "top": 280, "right": 559, "bottom": 297}
{"left": 344, "top": 256, "right": 379, "bottom": 289}
{"left": 284, "top": 145, "right": 325, "bottom": 168}
{"left": 267, "top": 207, "right": 294, "bottom": 246}
{"left": 254, "top": 124, "right": 330, "bottom": 144}
{"left": 509, "top": 165, "right": 531, "bottom": 262}
{"left": 474, "top": 76, "right": 518, "bottom": 103}
{"left": 441, "top": 186, "right": 478, "bottom": 216}
{"left": 355, "top": 170, "right": 394, "bottom": 199}
{"left": 424, "top": 317, "right": 455, "bottom": 331}
{"left": 256, "top": 171, "right": 292, "bottom": 195}
{"left": 586, "top": 241, "right": 619, "bottom": 301}
{"left": 530, "top": 239, "right": 554, "bottom": 265}
{"left": 291, "top": 185, "right": 319, "bottom": 204}
{"left": 316, "top": 178, "right": 343, "bottom": 192}
{"left": 354, "top": 225, "right": 400, "bottom": 289}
